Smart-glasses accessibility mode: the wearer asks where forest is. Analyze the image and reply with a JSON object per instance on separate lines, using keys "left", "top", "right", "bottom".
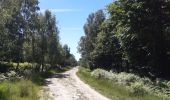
{"left": 0, "top": 0, "right": 77, "bottom": 72}
{"left": 1, "top": 0, "right": 170, "bottom": 100}
{"left": 77, "top": 0, "right": 170, "bottom": 99}
{"left": 0, "top": 0, "right": 77, "bottom": 99}
{"left": 78, "top": 0, "right": 170, "bottom": 79}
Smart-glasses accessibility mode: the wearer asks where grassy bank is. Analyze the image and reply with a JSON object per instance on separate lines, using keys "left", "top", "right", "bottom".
{"left": 0, "top": 71, "right": 46, "bottom": 100}
{"left": 77, "top": 67, "right": 165, "bottom": 100}
{"left": 0, "top": 64, "right": 74, "bottom": 100}
{"left": 0, "top": 80, "right": 39, "bottom": 100}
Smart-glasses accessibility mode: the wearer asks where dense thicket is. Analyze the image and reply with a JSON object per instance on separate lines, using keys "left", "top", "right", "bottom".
{"left": 0, "top": 0, "right": 77, "bottom": 72}
{"left": 78, "top": 0, "right": 170, "bottom": 79}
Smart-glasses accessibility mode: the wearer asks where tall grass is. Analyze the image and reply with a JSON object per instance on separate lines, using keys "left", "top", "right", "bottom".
{"left": 77, "top": 67, "right": 165, "bottom": 100}
{"left": 91, "top": 68, "right": 170, "bottom": 99}
{"left": 0, "top": 62, "right": 74, "bottom": 100}
{"left": 0, "top": 80, "right": 40, "bottom": 100}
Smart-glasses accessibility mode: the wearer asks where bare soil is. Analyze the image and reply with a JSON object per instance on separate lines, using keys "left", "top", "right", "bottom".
{"left": 40, "top": 67, "right": 109, "bottom": 100}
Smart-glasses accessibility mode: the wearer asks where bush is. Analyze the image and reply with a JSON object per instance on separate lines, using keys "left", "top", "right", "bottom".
{"left": 0, "top": 62, "right": 11, "bottom": 73}
{"left": 116, "top": 72, "right": 141, "bottom": 86}
{"left": 91, "top": 69, "right": 141, "bottom": 85}
{"left": 130, "top": 82, "right": 147, "bottom": 96}
{"left": 0, "top": 74, "right": 6, "bottom": 81}
{"left": 91, "top": 68, "right": 170, "bottom": 99}
{"left": 91, "top": 69, "right": 115, "bottom": 80}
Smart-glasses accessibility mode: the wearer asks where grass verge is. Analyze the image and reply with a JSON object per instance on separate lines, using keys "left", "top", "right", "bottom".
{"left": 77, "top": 67, "right": 165, "bottom": 100}
{"left": 0, "top": 80, "right": 39, "bottom": 100}
{"left": 0, "top": 66, "right": 74, "bottom": 100}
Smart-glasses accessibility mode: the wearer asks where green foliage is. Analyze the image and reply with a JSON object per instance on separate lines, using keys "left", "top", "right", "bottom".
{"left": 78, "top": 67, "right": 164, "bottom": 100}
{"left": 0, "top": 0, "right": 77, "bottom": 72}
{"left": 91, "top": 19, "right": 122, "bottom": 70}
{"left": 19, "top": 82, "right": 31, "bottom": 97}
{"left": 130, "top": 82, "right": 147, "bottom": 96}
{"left": 78, "top": 10, "right": 105, "bottom": 69}
{"left": 60, "top": 45, "right": 77, "bottom": 67}
{"left": 107, "top": 0, "right": 170, "bottom": 77}
{"left": 78, "top": 58, "right": 89, "bottom": 67}
{"left": 0, "top": 64, "right": 71, "bottom": 99}
{"left": 91, "top": 68, "right": 170, "bottom": 99}
{"left": 0, "top": 80, "right": 39, "bottom": 100}
{"left": 0, "top": 62, "right": 12, "bottom": 73}
{"left": 79, "top": 0, "right": 170, "bottom": 79}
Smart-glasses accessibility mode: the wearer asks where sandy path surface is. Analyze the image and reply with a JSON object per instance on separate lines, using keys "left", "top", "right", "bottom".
{"left": 40, "top": 67, "right": 109, "bottom": 100}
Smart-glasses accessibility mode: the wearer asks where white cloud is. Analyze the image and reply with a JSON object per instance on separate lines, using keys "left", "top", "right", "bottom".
{"left": 40, "top": 9, "right": 80, "bottom": 13}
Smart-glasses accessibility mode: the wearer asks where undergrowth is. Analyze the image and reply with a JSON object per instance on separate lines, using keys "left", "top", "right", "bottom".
{"left": 77, "top": 67, "right": 167, "bottom": 100}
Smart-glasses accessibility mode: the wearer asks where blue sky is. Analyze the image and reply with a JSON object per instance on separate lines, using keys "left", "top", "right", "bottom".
{"left": 39, "top": 0, "right": 112, "bottom": 60}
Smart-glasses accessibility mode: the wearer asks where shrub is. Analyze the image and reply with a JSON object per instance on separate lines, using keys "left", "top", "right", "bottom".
{"left": 0, "top": 63, "right": 11, "bottom": 73}
{"left": 6, "top": 71, "right": 16, "bottom": 77}
{"left": 130, "top": 82, "right": 147, "bottom": 96}
{"left": 0, "top": 74, "right": 6, "bottom": 81}
{"left": 116, "top": 72, "right": 141, "bottom": 86}
{"left": 22, "top": 69, "right": 32, "bottom": 79}
{"left": 91, "top": 69, "right": 112, "bottom": 79}
{"left": 91, "top": 68, "right": 170, "bottom": 99}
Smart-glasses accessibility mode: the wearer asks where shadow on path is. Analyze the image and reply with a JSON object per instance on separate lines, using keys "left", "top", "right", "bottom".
{"left": 44, "top": 73, "right": 70, "bottom": 86}
{"left": 52, "top": 73, "right": 70, "bottom": 78}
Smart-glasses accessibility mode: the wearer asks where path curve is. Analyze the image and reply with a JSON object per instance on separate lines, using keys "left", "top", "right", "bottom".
{"left": 40, "top": 67, "right": 109, "bottom": 100}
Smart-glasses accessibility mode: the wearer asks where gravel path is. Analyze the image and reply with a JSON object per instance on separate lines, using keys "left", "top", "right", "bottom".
{"left": 40, "top": 67, "right": 109, "bottom": 100}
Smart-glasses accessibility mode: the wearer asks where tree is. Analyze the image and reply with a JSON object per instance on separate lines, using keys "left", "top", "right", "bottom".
{"left": 63, "top": 44, "right": 71, "bottom": 59}
{"left": 36, "top": 10, "right": 61, "bottom": 71}
{"left": 91, "top": 19, "right": 122, "bottom": 71}
{"left": 78, "top": 10, "right": 105, "bottom": 68}
{"left": 108, "top": 0, "right": 170, "bottom": 77}
{"left": 45, "top": 11, "right": 60, "bottom": 67}
{"left": 0, "top": 0, "right": 79, "bottom": 73}
{"left": 61, "top": 44, "right": 77, "bottom": 67}
{"left": 5, "top": 0, "right": 24, "bottom": 64}
{"left": 0, "top": 0, "right": 21, "bottom": 61}
{"left": 21, "top": 0, "right": 40, "bottom": 64}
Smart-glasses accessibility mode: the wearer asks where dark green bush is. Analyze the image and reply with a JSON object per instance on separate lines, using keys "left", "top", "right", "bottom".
{"left": 0, "top": 63, "right": 11, "bottom": 73}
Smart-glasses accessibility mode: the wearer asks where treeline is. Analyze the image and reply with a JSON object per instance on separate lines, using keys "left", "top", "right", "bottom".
{"left": 78, "top": 0, "right": 170, "bottom": 79}
{"left": 0, "top": 0, "right": 77, "bottom": 72}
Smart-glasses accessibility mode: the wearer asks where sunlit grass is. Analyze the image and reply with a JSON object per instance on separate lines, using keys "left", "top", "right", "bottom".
{"left": 77, "top": 67, "right": 165, "bottom": 100}
{"left": 0, "top": 65, "right": 74, "bottom": 100}
{"left": 0, "top": 80, "right": 40, "bottom": 100}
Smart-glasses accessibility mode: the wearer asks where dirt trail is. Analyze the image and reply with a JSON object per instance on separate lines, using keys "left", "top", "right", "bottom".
{"left": 40, "top": 67, "right": 109, "bottom": 100}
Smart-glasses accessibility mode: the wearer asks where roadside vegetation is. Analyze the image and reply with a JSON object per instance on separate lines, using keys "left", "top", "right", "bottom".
{"left": 0, "top": 62, "right": 75, "bottom": 100}
{"left": 78, "top": 0, "right": 170, "bottom": 100}
{"left": 1, "top": 0, "right": 170, "bottom": 99}
{"left": 77, "top": 67, "right": 168, "bottom": 100}
{"left": 0, "top": 80, "right": 39, "bottom": 100}
{"left": 0, "top": 0, "right": 77, "bottom": 99}
{"left": 78, "top": 0, "right": 170, "bottom": 78}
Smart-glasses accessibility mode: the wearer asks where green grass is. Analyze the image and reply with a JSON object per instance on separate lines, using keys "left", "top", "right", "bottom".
{"left": 0, "top": 80, "right": 40, "bottom": 100}
{"left": 0, "top": 65, "right": 74, "bottom": 100}
{"left": 77, "top": 67, "right": 165, "bottom": 100}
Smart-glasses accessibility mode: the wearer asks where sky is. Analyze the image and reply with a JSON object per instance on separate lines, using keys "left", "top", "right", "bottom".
{"left": 39, "top": 0, "right": 113, "bottom": 61}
